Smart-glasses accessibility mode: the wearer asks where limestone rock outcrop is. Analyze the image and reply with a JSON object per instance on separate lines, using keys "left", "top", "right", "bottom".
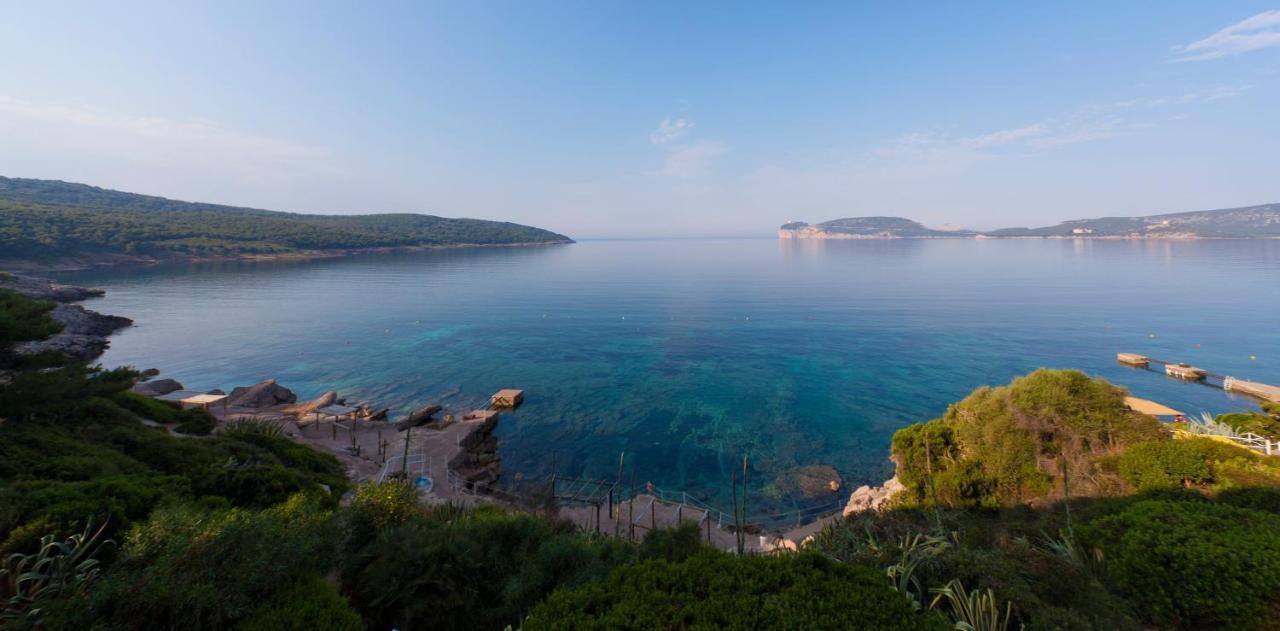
{"left": 282, "top": 391, "right": 337, "bottom": 416}
{"left": 14, "top": 304, "right": 132, "bottom": 362}
{"left": 227, "top": 379, "right": 298, "bottom": 408}
{"left": 131, "top": 378, "right": 184, "bottom": 397}
{"left": 842, "top": 477, "right": 904, "bottom": 516}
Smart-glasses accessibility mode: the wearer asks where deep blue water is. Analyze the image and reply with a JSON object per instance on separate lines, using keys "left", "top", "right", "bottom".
{"left": 60, "top": 238, "right": 1280, "bottom": 513}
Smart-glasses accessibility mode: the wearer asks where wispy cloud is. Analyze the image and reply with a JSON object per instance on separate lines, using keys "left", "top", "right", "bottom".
{"left": 1174, "top": 10, "right": 1280, "bottom": 61}
{"left": 0, "top": 96, "right": 328, "bottom": 165}
{"left": 649, "top": 117, "right": 693, "bottom": 145}
{"left": 877, "top": 118, "right": 1120, "bottom": 163}
{"left": 879, "top": 83, "right": 1251, "bottom": 164}
{"left": 662, "top": 140, "right": 731, "bottom": 178}
{"left": 649, "top": 115, "right": 729, "bottom": 177}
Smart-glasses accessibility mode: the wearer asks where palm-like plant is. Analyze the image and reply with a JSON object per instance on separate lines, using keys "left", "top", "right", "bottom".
{"left": 883, "top": 532, "right": 952, "bottom": 610}
{"left": 929, "top": 578, "right": 1019, "bottom": 631}
{"left": 0, "top": 520, "right": 115, "bottom": 622}
{"left": 1178, "top": 412, "right": 1242, "bottom": 438}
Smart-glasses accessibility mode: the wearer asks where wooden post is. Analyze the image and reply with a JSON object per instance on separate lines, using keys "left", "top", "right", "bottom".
{"left": 923, "top": 426, "right": 943, "bottom": 532}
{"left": 650, "top": 496, "right": 656, "bottom": 531}
{"left": 741, "top": 455, "right": 749, "bottom": 554}
{"left": 614, "top": 452, "right": 625, "bottom": 538}
{"left": 628, "top": 467, "right": 636, "bottom": 542}
{"left": 731, "top": 469, "right": 740, "bottom": 554}
{"left": 706, "top": 514, "right": 711, "bottom": 542}
{"left": 401, "top": 426, "right": 412, "bottom": 478}
{"left": 595, "top": 503, "right": 601, "bottom": 534}
{"left": 549, "top": 450, "right": 558, "bottom": 515}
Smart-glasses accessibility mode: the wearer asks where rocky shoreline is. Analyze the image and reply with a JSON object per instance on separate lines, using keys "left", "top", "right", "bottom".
{"left": 0, "top": 239, "right": 575, "bottom": 273}
{"left": 2, "top": 268, "right": 901, "bottom": 531}
{"left": 1, "top": 272, "right": 132, "bottom": 362}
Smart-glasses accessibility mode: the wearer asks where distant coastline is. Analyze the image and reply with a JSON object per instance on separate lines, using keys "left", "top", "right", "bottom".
{"left": 780, "top": 202, "right": 1280, "bottom": 240}
{"left": 0, "top": 239, "right": 575, "bottom": 273}
{"left": 0, "top": 175, "right": 574, "bottom": 272}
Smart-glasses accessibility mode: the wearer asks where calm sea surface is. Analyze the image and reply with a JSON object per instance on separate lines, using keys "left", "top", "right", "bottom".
{"left": 60, "top": 238, "right": 1280, "bottom": 512}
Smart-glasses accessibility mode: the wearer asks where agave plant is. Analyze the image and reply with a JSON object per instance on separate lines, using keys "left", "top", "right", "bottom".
{"left": 221, "top": 416, "right": 285, "bottom": 440}
{"left": 930, "top": 579, "right": 1019, "bottom": 631}
{"left": 1039, "top": 528, "right": 1106, "bottom": 582}
{"left": 0, "top": 520, "right": 115, "bottom": 622}
{"left": 883, "top": 532, "right": 952, "bottom": 610}
{"left": 1178, "top": 412, "right": 1242, "bottom": 438}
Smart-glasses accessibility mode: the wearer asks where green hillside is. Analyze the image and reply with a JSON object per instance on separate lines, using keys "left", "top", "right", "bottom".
{"left": 985, "top": 203, "right": 1280, "bottom": 237}
{"left": 0, "top": 177, "right": 571, "bottom": 262}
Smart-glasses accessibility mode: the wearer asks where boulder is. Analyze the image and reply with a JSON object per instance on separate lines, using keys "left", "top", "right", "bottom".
{"left": 0, "top": 273, "right": 105, "bottom": 303}
{"left": 227, "top": 379, "right": 297, "bottom": 408}
{"left": 131, "top": 378, "right": 184, "bottom": 397}
{"left": 777, "top": 465, "right": 844, "bottom": 499}
{"left": 282, "top": 391, "right": 338, "bottom": 416}
{"left": 842, "top": 476, "right": 904, "bottom": 517}
{"left": 139, "top": 368, "right": 161, "bottom": 380}
{"left": 14, "top": 304, "right": 133, "bottom": 363}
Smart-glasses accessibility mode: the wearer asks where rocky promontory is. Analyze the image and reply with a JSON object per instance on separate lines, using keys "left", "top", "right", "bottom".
{"left": 2, "top": 272, "right": 132, "bottom": 362}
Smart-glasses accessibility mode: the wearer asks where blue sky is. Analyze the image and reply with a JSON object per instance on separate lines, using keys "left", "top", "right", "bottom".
{"left": 1, "top": 2, "right": 1278, "bottom": 237}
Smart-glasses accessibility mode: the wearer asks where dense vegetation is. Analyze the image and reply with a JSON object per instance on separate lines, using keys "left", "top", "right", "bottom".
{"left": 0, "top": 176, "right": 570, "bottom": 262}
{"left": 891, "top": 369, "right": 1166, "bottom": 507}
{"left": 870, "top": 368, "right": 1280, "bottom": 629}
{"left": 4, "top": 285, "right": 1280, "bottom": 629}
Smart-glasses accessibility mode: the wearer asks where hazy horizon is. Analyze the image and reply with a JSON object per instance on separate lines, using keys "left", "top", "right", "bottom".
{"left": 3, "top": 2, "right": 1279, "bottom": 238}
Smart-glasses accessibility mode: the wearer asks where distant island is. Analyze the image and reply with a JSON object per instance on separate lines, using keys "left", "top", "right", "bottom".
{"left": 0, "top": 176, "right": 572, "bottom": 270}
{"left": 781, "top": 202, "right": 1280, "bottom": 240}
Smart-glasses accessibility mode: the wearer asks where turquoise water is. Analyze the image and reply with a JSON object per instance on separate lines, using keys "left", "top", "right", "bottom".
{"left": 61, "top": 238, "right": 1280, "bottom": 513}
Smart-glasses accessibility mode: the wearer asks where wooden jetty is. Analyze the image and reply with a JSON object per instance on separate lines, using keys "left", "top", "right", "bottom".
{"left": 1116, "top": 353, "right": 1149, "bottom": 367}
{"left": 1225, "top": 377, "right": 1280, "bottom": 403}
{"left": 490, "top": 389, "right": 524, "bottom": 409}
{"left": 1165, "top": 363, "right": 1207, "bottom": 381}
{"left": 1119, "top": 352, "right": 1280, "bottom": 402}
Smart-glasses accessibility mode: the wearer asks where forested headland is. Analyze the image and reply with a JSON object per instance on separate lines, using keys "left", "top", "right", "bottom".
{"left": 0, "top": 176, "right": 572, "bottom": 268}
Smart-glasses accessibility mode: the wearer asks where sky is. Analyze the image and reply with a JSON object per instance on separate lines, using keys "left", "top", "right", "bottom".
{"left": 1, "top": 2, "right": 1278, "bottom": 237}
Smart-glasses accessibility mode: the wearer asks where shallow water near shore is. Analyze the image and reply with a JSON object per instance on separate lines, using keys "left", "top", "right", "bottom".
{"left": 60, "top": 238, "right": 1280, "bottom": 514}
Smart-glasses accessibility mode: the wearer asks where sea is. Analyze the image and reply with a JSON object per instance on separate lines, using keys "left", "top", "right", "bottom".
{"left": 59, "top": 237, "right": 1280, "bottom": 515}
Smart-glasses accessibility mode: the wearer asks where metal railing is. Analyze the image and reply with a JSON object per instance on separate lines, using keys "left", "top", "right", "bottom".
{"left": 614, "top": 484, "right": 843, "bottom": 534}
{"left": 379, "top": 451, "right": 432, "bottom": 483}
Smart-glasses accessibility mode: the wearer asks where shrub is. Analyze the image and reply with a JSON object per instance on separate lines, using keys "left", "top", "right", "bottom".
{"left": 344, "top": 506, "right": 633, "bottom": 630}
{"left": 69, "top": 493, "right": 339, "bottom": 630}
{"left": 1082, "top": 499, "right": 1280, "bottom": 629}
{"left": 1216, "top": 411, "right": 1280, "bottom": 440}
{"left": 0, "top": 289, "right": 61, "bottom": 351}
{"left": 234, "top": 573, "right": 362, "bottom": 631}
{"left": 891, "top": 370, "right": 1164, "bottom": 507}
{"left": 637, "top": 521, "right": 705, "bottom": 562}
{"left": 348, "top": 481, "right": 420, "bottom": 534}
{"left": 1116, "top": 440, "right": 1212, "bottom": 490}
{"left": 109, "top": 391, "right": 182, "bottom": 424}
{"left": 172, "top": 408, "right": 216, "bottom": 435}
{"left": 523, "top": 549, "right": 949, "bottom": 630}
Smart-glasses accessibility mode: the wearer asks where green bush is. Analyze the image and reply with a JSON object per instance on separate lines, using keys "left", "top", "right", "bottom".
{"left": 348, "top": 481, "right": 420, "bottom": 535}
{"left": 636, "top": 521, "right": 705, "bottom": 562}
{"left": 69, "top": 493, "right": 339, "bottom": 630}
{"left": 891, "top": 369, "right": 1164, "bottom": 507}
{"left": 524, "top": 549, "right": 949, "bottom": 630}
{"left": 235, "top": 573, "right": 362, "bottom": 631}
{"left": 1083, "top": 499, "right": 1280, "bottom": 629}
{"left": 173, "top": 407, "right": 216, "bottom": 435}
{"left": 1217, "top": 411, "right": 1280, "bottom": 440}
{"left": 1116, "top": 440, "right": 1213, "bottom": 490}
{"left": 111, "top": 391, "right": 183, "bottom": 424}
{"left": 344, "top": 506, "right": 633, "bottom": 630}
{"left": 0, "top": 288, "right": 61, "bottom": 352}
